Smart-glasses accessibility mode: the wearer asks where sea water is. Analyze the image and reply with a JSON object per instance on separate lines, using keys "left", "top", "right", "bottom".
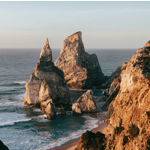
{"left": 0, "top": 48, "right": 136, "bottom": 150}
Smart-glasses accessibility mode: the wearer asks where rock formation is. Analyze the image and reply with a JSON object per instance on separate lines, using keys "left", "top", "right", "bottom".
{"left": 24, "top": 38, "right": 70, "bottom": 119}
{"left": 72, "top": 90, "right": 97, "bottom": 114}
{"left": 104, "top": 40, "right": 150, "bottom": 149}
{"left": 75, "top": 130, "right": 106, "bottom": 150}
{"left": 0, "top": 140, "right": 9, "bottom": 150}
{"left": 45, "top": 101, "right": 56, "bottom": 120}
{"left": 54, "top": 31, "right": 105, "bottom": 89}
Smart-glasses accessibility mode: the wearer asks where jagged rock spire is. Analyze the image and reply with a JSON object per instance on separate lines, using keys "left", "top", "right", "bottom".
{"left": 60, "top": 31, "right": 85, "bottom": 54}
{"left": 144, "top": 40, "right": 150, "bottom": 48}
{"left": 40, "top": 38, "right": 52, "bottom": 61}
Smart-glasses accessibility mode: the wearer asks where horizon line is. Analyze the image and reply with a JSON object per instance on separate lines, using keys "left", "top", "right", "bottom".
{"left": 0, "top": 47, "right": 139, "bottom": 50}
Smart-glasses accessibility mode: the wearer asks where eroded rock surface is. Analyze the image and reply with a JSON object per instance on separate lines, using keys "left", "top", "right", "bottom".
{"left": 105, "top": 40, "right": 150, "bottom": 150}
{"left": 75, "top": 130, "right": 106, "bottom": 150}
{"left": 24, "top": 38, "right": 70, "bottom": 119}
{"left": 45, "top": 101, "right": 56, "bottom": 120}
{"left": 72, "top": 90, "right": 97, "bottom": 114}
{"left": 55, "top": 32, "right": 105, "bottom": 89}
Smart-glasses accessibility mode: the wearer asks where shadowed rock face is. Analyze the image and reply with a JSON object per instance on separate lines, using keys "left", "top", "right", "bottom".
{"left": 0, "top": 140, "right": 9, "bottom": 150}
{"left": 105, "top": 41, "right": 150, "bottom": 150}
{"left": 24, "top": 39, "right": 70, "bottom": 107}
{"left": 55, "top": 31, "right": 105, "bottom": 89}
{"left": 75, "top": 130, "right": 106, "bottom": 150}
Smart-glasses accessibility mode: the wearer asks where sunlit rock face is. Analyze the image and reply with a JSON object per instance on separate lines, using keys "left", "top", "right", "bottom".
{"left": 24, "top": 38, "right": 70, "bottom": 107}
{"left": 72, "top": 90, "right": 97, "bottom": 114}
{"left": 105, "top": 41, "right": 150, "bottom": 150}
{"left": 55, "top": 31, "right": 105, "bottom": 89}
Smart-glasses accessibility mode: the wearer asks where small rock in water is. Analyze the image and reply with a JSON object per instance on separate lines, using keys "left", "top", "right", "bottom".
{"left": 72, "top": 90, "right": 97, "bottom": 114}
{"left": 59, "top": 108, "right": 66, "bottom": 115}
{"left": 45, "top": 102, "right": 56, "bottom": 120}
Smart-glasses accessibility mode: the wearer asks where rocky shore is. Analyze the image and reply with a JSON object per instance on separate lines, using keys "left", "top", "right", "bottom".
{"left": 22, "top": 31, "right": 150, "bottom": 150}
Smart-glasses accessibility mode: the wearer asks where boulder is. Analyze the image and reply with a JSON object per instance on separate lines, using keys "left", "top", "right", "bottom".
{"left": 104, "top": 41, "right": 150, "bottom": 150}
{"left": 72, "top": 90, "right": 97, "bottom": 114}
{"left": 55, "top": 31, "right": 105, "bottom": 89}
{"left": 0, "top": 140, "right": 9, "bottom": 150}
{"left": 45, "top": 101, "right": 56, "bottom": 120}
{"left": 24, "top": 38, "right": 70, "bottom": 106}
{"left": 59, "top": 108, "right": 66, "bottom": 115}
{"left": 75, "top": 130, "right": 106, "bottom": 150}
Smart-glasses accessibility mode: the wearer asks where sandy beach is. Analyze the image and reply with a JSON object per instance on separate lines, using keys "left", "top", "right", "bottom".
{"left": 51, "top": 122, "right": 108, "bottom": 150}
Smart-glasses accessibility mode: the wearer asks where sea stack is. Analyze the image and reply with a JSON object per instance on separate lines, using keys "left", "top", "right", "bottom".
{"left": 72, "top": 90, "right": 97, "bottom": 115}
{"left": 24, "top": 38, "right": 70, "bottom": 111}
{"left": 54, "top": 31, "right": 105, "bottom": 89}
{"left": 104, "top": 41, "right": 150, "bottom": 150}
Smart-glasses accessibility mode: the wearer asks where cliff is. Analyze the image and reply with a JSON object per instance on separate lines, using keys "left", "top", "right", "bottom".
{"left": 54, "top": 31, "right": 105, "bottom": 89}
{"left": 105, "top": 40, "right": 150, "bottom": 150}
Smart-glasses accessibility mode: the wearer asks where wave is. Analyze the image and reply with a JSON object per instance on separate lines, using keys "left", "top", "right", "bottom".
{"left": 0, "top": 113, "right": 31, "bottom": 127}
{"left": 1, "top": 81, "right": 26, "bottom": 87}
{"left": 0, "top": 94, "right": 25, "bottom": 107}
{"left": 36, "top": 115, "right": 99, "bottom": 150}
{"left": 0, "top": 101, "right": 24, "bottom": 107}
{"left": 35, "top": 114, "right": 50, "bottom": 123}
{"left": 13, "top": 81, "right": 26, "bottom": 85}
{"left": 14, "top": 93, "right": 25, "bottom": 101}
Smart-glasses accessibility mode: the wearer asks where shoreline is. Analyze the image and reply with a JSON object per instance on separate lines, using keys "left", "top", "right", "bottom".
{"left": 50, "top": 122, "right": 108, "bottom": 150}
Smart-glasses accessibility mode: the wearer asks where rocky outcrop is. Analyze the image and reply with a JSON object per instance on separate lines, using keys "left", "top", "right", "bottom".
{"left": 105, "top": 40, "right": 150, "bottom": 150}
{"left": 75, "top": 130, "right": 106, "bottom": 150}
{"left": 72, "top": 90, "right": 97, "bottom": 114}
{"left": 24, "top": 38, "right": 70, "bottom": 119}
{"left": 45, "top": 101, "right": 56, "bottom": 120}
{"left": 54, "top": 32, "right": 105, "bottom": 89}
{"left": 0, "top": 140, "right": 9, "bottom": 150}
{"left": 102, "top": 67, "right": 121, "bottom": 89}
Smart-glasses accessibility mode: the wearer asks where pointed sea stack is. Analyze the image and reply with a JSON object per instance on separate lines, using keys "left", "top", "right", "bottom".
{"left": 24, "top": 39, "right": 70, "bottom": 107}
{"left": 54, "top": 31, "right": 105, "bottom": 89}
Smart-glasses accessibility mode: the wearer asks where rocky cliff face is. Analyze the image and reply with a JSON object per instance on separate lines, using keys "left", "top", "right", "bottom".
{"left": 105, "top": 41, "right": 150, "bottom": 150}
{"left": 24, "top": 38, "right": 70, "bottom": 107}
{"left": 54, "top": 31, "right": 105, "bottom": 89}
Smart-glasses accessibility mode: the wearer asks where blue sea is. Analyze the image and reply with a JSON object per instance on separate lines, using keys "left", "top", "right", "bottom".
{"left": 0, "top": 48, "right": 136, "bottom": 150}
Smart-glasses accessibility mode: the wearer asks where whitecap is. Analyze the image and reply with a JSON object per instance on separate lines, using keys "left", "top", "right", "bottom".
{"left": 33, "top": 108, "right": 42, "bottom": 112}
{"left": 35, "top": 114, "right": 50, "bottom": 123}
{"left": 0, "top": 113, "right": 31, "bottom": 127}
{"left": 36, "top": 115, "right": 99, "bottom": 150}
{"left": 14, "top": 93, "right": 25, "bottom": 101}
{"left": 13, "top": 81, "right": 26, "bottom": 85}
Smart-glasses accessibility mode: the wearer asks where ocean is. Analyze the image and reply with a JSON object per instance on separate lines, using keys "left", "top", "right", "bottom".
{"left": 0, "top": 48, "right": 136, "bottom": 150}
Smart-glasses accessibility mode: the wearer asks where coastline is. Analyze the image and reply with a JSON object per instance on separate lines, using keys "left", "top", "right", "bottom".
{"left": 50, "top": 122, "right": 108, "bottom": 150}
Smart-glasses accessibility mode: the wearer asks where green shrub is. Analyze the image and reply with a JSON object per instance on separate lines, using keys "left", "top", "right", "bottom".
{"left": 128, "top": 125, "right": 139, "bottom": 138}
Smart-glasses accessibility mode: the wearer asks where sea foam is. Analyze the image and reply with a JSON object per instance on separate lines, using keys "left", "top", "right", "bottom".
{"left": 13, "top": 81, "right": 26, "bottom": 85}
{"left": 0, "top": 113, "right": 31, "bottom": 127}
{"left": 36, "top": 115, "right": 99, "bottom": 150}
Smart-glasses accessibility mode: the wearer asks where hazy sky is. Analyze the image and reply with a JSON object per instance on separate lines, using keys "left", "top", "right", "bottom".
{"left": 0, "top": 1, "right": 150, "bottom": 49}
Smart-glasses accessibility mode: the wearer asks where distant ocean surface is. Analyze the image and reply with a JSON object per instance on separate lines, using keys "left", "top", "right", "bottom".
{"left": 0, "top": 48, "right": 136, "bottom": 150}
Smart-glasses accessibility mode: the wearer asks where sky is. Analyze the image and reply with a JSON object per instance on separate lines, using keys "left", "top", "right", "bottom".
{"left": 0, "top": 1, "right": 150, "bottom": 49}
